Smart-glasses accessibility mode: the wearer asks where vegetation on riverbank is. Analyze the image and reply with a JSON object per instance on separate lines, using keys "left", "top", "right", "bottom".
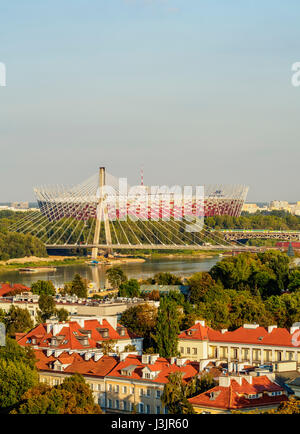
{"left": 0, "top": 257, "right": 86, "bottom": 272}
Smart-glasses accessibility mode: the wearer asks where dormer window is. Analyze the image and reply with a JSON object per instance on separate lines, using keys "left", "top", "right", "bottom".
{"left": 248, "top": 394, "right": 260, "bottom": 399}
{"left": 270, "top": 391, "right": 282, "bottom": 396}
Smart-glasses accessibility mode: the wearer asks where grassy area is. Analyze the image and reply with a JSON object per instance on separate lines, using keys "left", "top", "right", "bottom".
{"left": 0, "top": 257, "right": 87, "bottom": 272}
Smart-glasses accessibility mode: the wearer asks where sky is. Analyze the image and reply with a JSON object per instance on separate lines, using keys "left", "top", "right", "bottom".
{"left": 0, "top": 0, "right": 300, "bottom": 202}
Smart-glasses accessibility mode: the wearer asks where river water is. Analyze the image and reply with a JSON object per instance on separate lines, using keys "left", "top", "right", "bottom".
{"left": 0, "top": 256, "right": 219, "bottom": 289}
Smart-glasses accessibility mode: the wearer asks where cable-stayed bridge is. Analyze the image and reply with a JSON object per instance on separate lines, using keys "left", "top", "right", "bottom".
{"left": 8, "top": 167, "right": 256, "bottom": 257}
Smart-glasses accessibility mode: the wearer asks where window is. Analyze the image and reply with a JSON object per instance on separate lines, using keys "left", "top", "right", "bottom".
{"left": 193, "top": 348, "right": 197, "bottom": 355}
{"left": 248, "top": 394, "right": 259, "bottom": 399}
{"left": 139, "top": 403, "right": 144, "bottom": 413}
{"left": 114, "top": 385, "right": 119, "bottom": 393}
{"left": 147, "top": 389, "right": 151, "bottom": 397}
{"left": 140, "top": 389, "right": 144, "bottom": 396}
{"left": 186, "top": 347, "right": 190, "bottom": 354}
{"left": 146, "top": 405, "right": 150, "bottom": 414}
{"left": 144, "top": 373, "right": 151, "bottom": 379}
{"left": 123, "top": 401, "right": 127, "bottom": 411}
{"left": 108, "top": 399, "right": 112, "bottom": 408}
{"left": 108, "top": 384, "right": 112, "bottom": 392}
{"left": 180, "top": 347, "right": 184, "bottom": 354}
{"left": 156, "top": 406, "right": 161, "bottom": 414}
{"left": 156, "top": 390, "right": 161, "bottom": 399}
{"left": 271, "top": 391, "right": 282, "bottom": 396}
{"left": 122, "top": 386, "right": 127, "bottom": 394}
{"left": 115, "top": 400, "right": 119, "bottom": 409}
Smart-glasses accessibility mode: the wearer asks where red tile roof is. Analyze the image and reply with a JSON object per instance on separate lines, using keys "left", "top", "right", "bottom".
{"left": 179, "top": 323, "right": 297, "bottom": 348}
{"left": 17, "top": 319, "right": 141, "bottom": 351}
{"left": 0, "top": 283, "right": 30, "bottom": 297}
{"left": 188, "top": 376, "right": 288, "bottom": 410}
{"left": 35, "top": 349, "right": 118, "bottom": 377}
{"left": 107, "top": 354, "right": 199, "bottom": 384}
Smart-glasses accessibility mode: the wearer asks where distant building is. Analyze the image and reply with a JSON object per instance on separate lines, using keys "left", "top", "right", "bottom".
{"left": 11, "top": 201, "right": 29, "bottom": 209}
{"left": 188, "top": 375, "right": 288, "bottom": 414}
{"left": 0, "top": 293, "right": 156, "bottom": 324}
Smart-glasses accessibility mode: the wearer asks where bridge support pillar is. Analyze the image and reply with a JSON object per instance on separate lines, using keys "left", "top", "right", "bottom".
{"left": 91, "top": 167, "right": 112, "bottom": 259}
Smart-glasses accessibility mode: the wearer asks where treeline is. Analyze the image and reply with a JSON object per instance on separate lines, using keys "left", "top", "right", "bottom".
{"left": 0, "top": 211, "right": 224, "bottom": 246}
{"left": 118, "top": 251, "right": 300, "bottom": 354}
{"left": 205, "top": 210, "right": 300, "bottom": 230}
{"left": 0, "top": 232, "right": 47, "bottom": 261}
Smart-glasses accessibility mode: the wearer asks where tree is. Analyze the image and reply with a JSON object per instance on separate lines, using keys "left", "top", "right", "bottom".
{"left": 161, "top": 372, "right": 194, "bottom": 414}
{"left": 152, "top": 272, "right": 182, "bottom": 285}
{"left": 267, "top": 398, "right": 300, "bottom": 414}
{"left": 37, "top": 294, "right": 56, "bottom": 322}
{"left": 99, "top": 339, "right": 117, "bottom": 355}
{"left": 106, "top": 267, "right": 127, "bottom": 289}
{"left": 187, "top": 373, "right": 216, "bottom": 398}
{"left": 154, "top": 296, "right": 180, "bottom": 357}
{"left": 288, "top": 269, "right": 300, "bottom": 292}
{"left": 68, "top": 274, "right": 88, "bottom": 298}
{"left": 0, "top": 337, "right": 36, "bottom": 370}
{"left": 13, "top": 374, "right": 102, "bottom": 414}
{"left": 31, "top": 280, "right": 56, "bottom": 296}
{"left": 188, "top": 272, "right": 216, "bottom": 304}
{"left": 120, "top": 303, "right": 157, "bottom": 350}
{"left": 119, "top": 279, "right": 140, "bottom": 298}
{"left": 0, "top": 359, "right": 39, "bottom": 412}
{"left": 4, "top": 306, "right": 34, "bottom": 337}
{"left": 55, "top": 308, "right": 69, "bottom": 322}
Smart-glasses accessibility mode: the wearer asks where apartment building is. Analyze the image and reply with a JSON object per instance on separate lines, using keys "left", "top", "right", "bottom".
{"left": 178, "top": 320, "right": 300, "bottom": 365}
{"left": 16, "top": 316, "right": 143, "bottom": 356}
{"left": 105, "top": 353, "right": 199, "bottom": 414}
{"left": 188, "top": 374, "right": 288, "bottom": 414}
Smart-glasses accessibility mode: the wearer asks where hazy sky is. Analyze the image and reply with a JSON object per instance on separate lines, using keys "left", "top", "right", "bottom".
{"left": 0, "top": 0, "right": 300, "bottom": 202}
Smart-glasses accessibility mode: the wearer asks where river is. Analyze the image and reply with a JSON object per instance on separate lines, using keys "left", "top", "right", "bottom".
{"left": 0, "top": 256, "right": 220, "bottom": 289}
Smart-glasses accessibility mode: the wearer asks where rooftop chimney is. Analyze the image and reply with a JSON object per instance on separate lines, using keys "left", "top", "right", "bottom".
{"left": 243, "top": 324, "right": 259, "bottom": 329}
{"left": 268, "top": 325, "right": 277, "bottom": 333}
{"left": 195, "top": 320, "right": 205, "bottom": 327}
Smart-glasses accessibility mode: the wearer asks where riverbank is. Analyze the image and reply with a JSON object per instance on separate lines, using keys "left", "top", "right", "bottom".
{"left": 0, "top": 256, "right": 86, "bottom": 272}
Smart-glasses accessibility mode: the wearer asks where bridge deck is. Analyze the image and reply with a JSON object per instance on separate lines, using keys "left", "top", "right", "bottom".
{"left": 45, "top": 244, "right": 258, "bottom": 251}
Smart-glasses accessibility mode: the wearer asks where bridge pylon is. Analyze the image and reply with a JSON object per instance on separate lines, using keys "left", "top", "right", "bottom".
{"left": 91, "top": 167, "right": 112, "bottom": 259}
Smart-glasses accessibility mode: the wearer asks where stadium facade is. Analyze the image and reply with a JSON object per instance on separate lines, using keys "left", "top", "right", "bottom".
{"left": 34, "top": 182, "right": 249, "bottom": 221}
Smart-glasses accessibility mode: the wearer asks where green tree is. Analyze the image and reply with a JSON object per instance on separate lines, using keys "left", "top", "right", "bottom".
{"left": 154, "top": 296, "right": 180, "bottom": 357}
{"left": 288, "top": 269, "right": 300, "bottom": 292}
{"left": 99, "top": 339, "right": 117, "bottom": 355}
{"left": 0, "top": 359, "right": 38, "bottom": 412}
{"left": 68, "top": 274, "right": 88, "bottom": 298}
{"left": 37, "top": 294, "right": 56, "bottom": 322}
{"left": 31, "top": 280, "right": 56, "bottom": 296}
{"left": 0, "top": 337, "right": 36, "bottom": 369}
{"left": 13, "top": 374, "right": 102, "bottom": 414}
{"left": 120, "top": 303, "right": 157, "bottom": 350}
{"left": 153, "top": 272, "right": 182, "bottom": 285}
{"left": 106, "top": 266, "right": 127, "bottom": 289}
{"left": 188, "top": 272, "right": 216, "bottom": 304}
{"left": 55, "top": 308, "right": 69, "bottom": 322}
{"left": 5, "top": 306, "right": 34, "bottom": 337}
{"left": 161, "top": 372, "right": 194, "bottom": 414}
{"left": 119, "top": 279, "right": 140, "bottom": 298}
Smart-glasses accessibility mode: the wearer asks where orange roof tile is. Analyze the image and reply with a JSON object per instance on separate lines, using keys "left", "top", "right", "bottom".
{"left": 188, "top": 376, "right": 288, "bottom": 410}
